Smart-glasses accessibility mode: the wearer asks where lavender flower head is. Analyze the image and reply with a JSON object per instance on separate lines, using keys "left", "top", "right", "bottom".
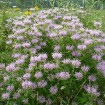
{"left": 34, "top": 72, "right": 43, "bottom": 79}
{"left": 2, "top": 93, "right": 10, "bottom": 100}
{"left": 7, "top": 85, "right": 14, "bottom": 91}
{"left": 44, "top": 63, "right": 56, "bottom": 70}
{"left": 97, "top": 61, "right": 105, "bottom": 76}
{"left": 52, "top": 52, "right": 62, "bottom": 59}
{"left": 37, "top": 95, "right": 46, "bottom": 104}
{"left": 49, "top": 86, "right": 58, "bottom": 94}
{"left": 71, "top": 59, "right": 81, "bottom": 68}
{"left": 23, "top": 73, "right": 31, "bottom": 80}
{"left": 56, "top": 72, "right": 70, "bottom": 80}
{"left": 71, "top": 33, "right": 80, "bottom": 40}
{"left": 84, "top": 85, "right": 100, "bottom": 96}
{"left": 81, "top": 65, "right": 90, "bottom": 73}
{"left": 38, "top": 80, "right": 47, "bottom": 88}
{"left": 74, "top": 72, "right": 83, "bottom": 80}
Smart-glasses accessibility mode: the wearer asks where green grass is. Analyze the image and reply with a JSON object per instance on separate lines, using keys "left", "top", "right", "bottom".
{"left": 0, "top": 9, "right": 22, "bottom": 24}
{"left": 78, "top": 9, "right": 105, "bottom": 32}
{"left": 0, "top": 9, "right": 23, "bottom": 64}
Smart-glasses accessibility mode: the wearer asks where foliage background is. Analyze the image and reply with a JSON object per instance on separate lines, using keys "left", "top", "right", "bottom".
{"left": 1, "top": 0, "right": 105, "bottom": 9}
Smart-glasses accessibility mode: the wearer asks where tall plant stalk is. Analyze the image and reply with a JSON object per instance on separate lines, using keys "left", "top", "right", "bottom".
{"left": 48, "top": 0, "right": 56, "bottom": 8}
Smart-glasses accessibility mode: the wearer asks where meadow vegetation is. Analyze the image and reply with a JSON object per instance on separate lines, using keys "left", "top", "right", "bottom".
{"left": 0, "top": 0, "right": 105, "bottom": 105}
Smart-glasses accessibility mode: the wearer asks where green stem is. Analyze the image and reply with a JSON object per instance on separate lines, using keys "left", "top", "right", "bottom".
{"left": 73, "top": 80, "right": 87, "bottom": 101}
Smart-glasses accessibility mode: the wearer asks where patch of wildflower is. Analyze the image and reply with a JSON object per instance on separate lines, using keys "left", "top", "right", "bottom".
{"left": 1, "top": 8, "right": 105, "bottom": 104}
